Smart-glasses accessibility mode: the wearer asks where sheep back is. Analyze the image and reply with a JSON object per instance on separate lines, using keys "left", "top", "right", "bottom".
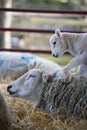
{"left": 38, "top": 73, "right": 87, "bottom": 118}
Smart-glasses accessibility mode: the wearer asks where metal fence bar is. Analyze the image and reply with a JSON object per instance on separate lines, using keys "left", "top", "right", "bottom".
{"left": 0, "top": 28, "right": 86, "bottom": 33}
{"left": 0, "top": 48, "right": 51, "bottom": 54}
{"left": 0, "top": 8, "right": 87, "bottom": 15}
{"left": 0, "top": 28, "right": 54, "bottom": 33}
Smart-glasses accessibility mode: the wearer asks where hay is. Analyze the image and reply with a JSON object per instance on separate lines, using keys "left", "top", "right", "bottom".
{"left": 0, "top": 84, "right": 87, "bottom": 130}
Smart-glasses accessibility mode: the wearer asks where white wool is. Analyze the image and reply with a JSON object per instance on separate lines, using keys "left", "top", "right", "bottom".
{"left": 49, "top": 29, "right": 87, "bottom": 77}
{"left": 0, "top": 52, "right": 61, "bottom": 80}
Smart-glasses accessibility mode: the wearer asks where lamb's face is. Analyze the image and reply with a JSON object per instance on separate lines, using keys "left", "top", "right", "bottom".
{"left": 49, "top": 32, "right": 65, "bottom": 58}
{"left": 50, "top": 34, "right": 63, "bottom": 57}
{"left": 7, "top": 69, "right": 44, "bottom": 100}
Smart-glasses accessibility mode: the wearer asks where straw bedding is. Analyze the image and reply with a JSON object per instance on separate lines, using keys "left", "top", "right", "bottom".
{"left": 0, "top": 84, "right": 87, "bottom": 130}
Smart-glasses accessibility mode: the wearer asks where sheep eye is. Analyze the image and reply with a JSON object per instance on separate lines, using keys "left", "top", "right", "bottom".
{"left": 29, "top": 75, "right": 36, "bottom": 78}
{"left": 27, "top": 75, "right": 36, "bottom": 80}
{"left": 53, "top": 41, "right": 56, "bottom": 46}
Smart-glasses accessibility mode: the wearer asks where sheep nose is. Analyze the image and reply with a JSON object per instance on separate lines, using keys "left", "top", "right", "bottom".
{"left": 53, "top": 53, "right": 58, "bottom": 58}
{"left": 7, "top": 85, "right": 12, "bottom": 92}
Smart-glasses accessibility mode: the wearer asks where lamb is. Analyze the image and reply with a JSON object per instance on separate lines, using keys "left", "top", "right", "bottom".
{"left": 7, "top": 68, "right": 87, "bottom": 118}
{"left": 49, "top": 29, "right": 87, "bottom": 77}
{"left": 0, "top": 91, "right": 12, "bottom": 130}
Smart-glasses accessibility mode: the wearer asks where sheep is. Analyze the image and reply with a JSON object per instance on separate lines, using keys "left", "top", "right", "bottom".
{"left": 0, "top": 91, "right": 12, "bottom": 130}
{"left": 7, "top": 68, "right": 87, "bottom": 118}
{"left": 28, "top": 57, "right": 61, "bottom": 73}
{"left": 0, "top": 52, "right": 61, "bottom": 80}
{"left": 49, "top": 29, "right": 87, "bottom": 77}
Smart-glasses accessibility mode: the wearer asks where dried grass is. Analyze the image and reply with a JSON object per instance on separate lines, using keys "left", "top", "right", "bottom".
{"left": 0, "top": 84, "right": 87, "bottom": 130}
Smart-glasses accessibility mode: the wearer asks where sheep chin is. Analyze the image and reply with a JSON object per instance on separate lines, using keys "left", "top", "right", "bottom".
{"left": 10, "top": 92, "right": 19, "bottom": 98}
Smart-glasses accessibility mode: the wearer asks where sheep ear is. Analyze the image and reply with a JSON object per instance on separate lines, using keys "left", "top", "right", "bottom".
{"left": 37, "top": 71, "right": 42, "bottom": 77}
{"left": 55, "top": 29, "right": 62, "bottom": 38}
{"left": 42, "top": 73, "right": 52, "bottom": 83}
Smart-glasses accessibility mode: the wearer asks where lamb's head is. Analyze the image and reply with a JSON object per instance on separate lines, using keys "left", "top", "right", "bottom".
{"left": 49, "top": 29, "right": 66, "bottom": 58}
{"left": 7, "top": 68, "right": 52, "bottom": 105}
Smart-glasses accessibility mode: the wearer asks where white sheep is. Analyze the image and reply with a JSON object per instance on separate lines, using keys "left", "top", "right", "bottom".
{"left": 0, "top": 91, "right": 12, "bottom": 130}
{"left": 0, "top": 52, "right": 61, "bottom": 80}
{"left": 28, "top": 57, "right": 61, "bottom": 73}
{"left": 7, "top": 68, "right": 87, "bottom": 118}
{"left": 49, "top": 29, "right": 87, "bottom": 77}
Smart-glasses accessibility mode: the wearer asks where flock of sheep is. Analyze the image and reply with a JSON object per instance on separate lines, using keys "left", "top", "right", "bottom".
{"left": 0, "top": 29, "right": 87, "bottom": 129}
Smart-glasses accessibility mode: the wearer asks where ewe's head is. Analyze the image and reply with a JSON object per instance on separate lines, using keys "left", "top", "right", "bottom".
{"left": 7, "top": 68, "right": 52, "bottom": 101}
{"left": 49, "top": 29, "right": 66, "bottom": 58}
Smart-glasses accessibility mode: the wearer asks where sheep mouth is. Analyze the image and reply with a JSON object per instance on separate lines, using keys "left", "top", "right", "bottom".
{"left": 9, "top": 90, "right": 18, "bottom": 95}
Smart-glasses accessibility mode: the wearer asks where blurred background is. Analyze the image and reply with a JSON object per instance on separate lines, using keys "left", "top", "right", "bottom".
{"left": 0, "top": 0, "right": 87, "bottom": 66}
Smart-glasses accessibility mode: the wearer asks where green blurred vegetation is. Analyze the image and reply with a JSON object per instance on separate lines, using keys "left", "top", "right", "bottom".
{"left": 36, "top": 53, "right": 77, "bottom": 71}
{"left": 37, "top": 54, "right": 72, "bottom": 66}
{"left": 13, "top": 0, "right": 87, "bottom": 10}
